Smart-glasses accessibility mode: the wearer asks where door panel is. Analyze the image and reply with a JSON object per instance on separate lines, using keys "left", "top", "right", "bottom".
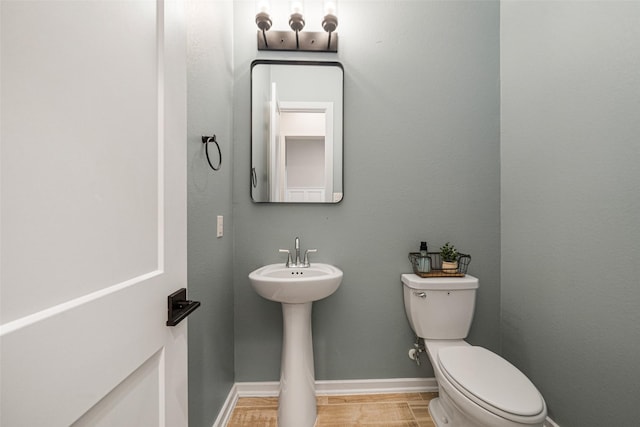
{"left": 1, "top": 0, "right": 160, "bottom": 323}
{"left": 1, "top": 0, "right": 188, "bottom": 425}
{"left": 72, "top": 350, "right": 163, "bottom": 427}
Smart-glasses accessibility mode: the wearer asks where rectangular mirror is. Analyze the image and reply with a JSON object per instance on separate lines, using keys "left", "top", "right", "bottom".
{"left": 251, "top": 60, "right": 344, "bottom": 203}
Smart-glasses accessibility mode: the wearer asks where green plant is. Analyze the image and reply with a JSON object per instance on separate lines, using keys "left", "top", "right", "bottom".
{"left": 440, "top": 242, "right": 459, "bottom": 262}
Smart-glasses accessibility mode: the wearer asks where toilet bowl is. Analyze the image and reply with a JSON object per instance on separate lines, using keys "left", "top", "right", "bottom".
{"left": 425, "top": 340, "right": 546, "bottom": 427}
{"left": 402, "top": 274, "right": 547, "bottom": 427}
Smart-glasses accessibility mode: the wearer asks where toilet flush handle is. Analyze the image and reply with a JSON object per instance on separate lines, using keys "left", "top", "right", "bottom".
{"left": 413, "top": 291, "right": 427, "bottom": 298}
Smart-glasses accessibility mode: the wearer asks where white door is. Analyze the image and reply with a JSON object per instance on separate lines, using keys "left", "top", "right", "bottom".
{"left": 269, "top": 82, "right": 281, "bottom": 201}
{"left": 1, "top": 1, "right": 188, "bottom": 426}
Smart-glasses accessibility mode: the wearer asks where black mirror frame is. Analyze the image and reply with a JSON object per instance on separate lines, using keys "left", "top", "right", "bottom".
{"left": 250, "top": 59, "right": 344, "bottom": 204}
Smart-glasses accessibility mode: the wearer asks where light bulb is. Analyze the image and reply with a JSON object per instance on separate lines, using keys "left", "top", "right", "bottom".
{"left": 256, "top": 0, "right": 270, "bottom": 14}
{"left": 324, "top": 1, "right": 337, "bottom": 16}
{"left": 255, "top": 0, "right": 272, "bottom": 32}
{"left": 289, "top": 0, "right": 305, "bottom": 32}
{"left": 322, "top": 0, "right": 338, "bottom": 33}
{"left": 290, "top": 1, "right": 303, "bottom": 15}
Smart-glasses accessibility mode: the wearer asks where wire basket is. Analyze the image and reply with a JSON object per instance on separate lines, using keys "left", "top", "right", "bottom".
{"left": 408, "top": 252, "right": 471, "bottom": 278}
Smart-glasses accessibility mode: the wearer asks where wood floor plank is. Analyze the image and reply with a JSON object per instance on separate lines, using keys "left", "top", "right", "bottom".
{"left": 227, "top": 392, "right": 439, "bottom": 426}
{"left": 326, "top": 393, "right": 425, "bottom": 404}
{"left": 318, "top": 422, "right": 419, "bottom": 427}
{"left": 408, "top": 402, "right": 431, "bottom": 420}
{"left": 234, "top": 397, "right": 278, "bottom": 407}
{"left": 317, "top": 402, "right": 415, "bottom": 423}
{"left": 419, "top": 392, "right": 438, "bottom": 401}
{"left": 227, "top": 406, "right": 278, "bottom": 427}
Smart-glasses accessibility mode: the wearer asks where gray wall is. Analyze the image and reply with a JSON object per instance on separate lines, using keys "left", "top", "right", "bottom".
{"left": 233, "top": 1, "right": 501, "bottom": 382}
{"left": 501, "top": 1, "right": 640, "bottom": 426}
{"left": 186, "top": 1, "right": 235, "bottom": 426}
{"left": 186, "top": 1, "right": 640, "bottom": 425}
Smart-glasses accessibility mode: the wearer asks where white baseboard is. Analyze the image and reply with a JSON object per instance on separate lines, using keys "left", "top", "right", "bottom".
{"left": 211, "top": 383, "right": 238, "bottom": 427}
{"left": 316, "top": 377, "right": 439, "bottom": 395}
{"left": 234, "top": 380, "right": 278, "bottom": 397}
{"left": 544, "top": 417, "right": 561, "bottom": 427}
{"left": 235, "top": 377, "right": 438, "bottom": 397}
{"left": 213, "top": 377, "right": 560, "bottom": 427}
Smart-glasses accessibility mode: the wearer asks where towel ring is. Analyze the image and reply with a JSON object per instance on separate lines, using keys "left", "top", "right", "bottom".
{"left": 202, "top": 135, "right": 221, "bottom": 171}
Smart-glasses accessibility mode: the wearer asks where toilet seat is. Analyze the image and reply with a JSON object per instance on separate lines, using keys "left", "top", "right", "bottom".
{"left": 438, "top": 346, "right": 545, "bottom": 421}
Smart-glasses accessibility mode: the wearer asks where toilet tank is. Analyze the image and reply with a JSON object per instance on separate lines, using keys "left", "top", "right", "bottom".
{"left": 401, "top": 274, "right": 479, "bottom": 339}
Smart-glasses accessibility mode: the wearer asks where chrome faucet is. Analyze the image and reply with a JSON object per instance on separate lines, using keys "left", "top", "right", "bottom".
{"left": 294, "top": 237, "right": 301, "bottom": 266}
{"left": 279, "top": 236, "right": 317, "bottom": 268}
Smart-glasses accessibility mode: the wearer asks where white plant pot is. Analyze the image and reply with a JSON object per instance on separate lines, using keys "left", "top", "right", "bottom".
{"left": 441, "top": 260, "right": 458, "bottom": 273}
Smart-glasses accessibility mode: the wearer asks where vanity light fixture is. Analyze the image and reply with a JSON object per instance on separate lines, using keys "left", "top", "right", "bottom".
{"left": 256, "top": 0, "right": 338, "bottom": 52}
{"left": 255, "top": 0, "right": 273, "bottom": 47}
{"left": 289, "top": 1, "right": 305, "bottom": 33}
{"left": 322, "top": 1, "right": 338, "bottom": 47}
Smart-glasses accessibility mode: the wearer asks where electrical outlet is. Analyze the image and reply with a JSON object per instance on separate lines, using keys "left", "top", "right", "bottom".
{"left": 216, "top": 215, "right": 223, "bottom": 238}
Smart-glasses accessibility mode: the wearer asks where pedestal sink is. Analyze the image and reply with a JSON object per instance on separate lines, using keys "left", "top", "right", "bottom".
{"left": 249, "top": 263, "right": 343, "bottom": 427}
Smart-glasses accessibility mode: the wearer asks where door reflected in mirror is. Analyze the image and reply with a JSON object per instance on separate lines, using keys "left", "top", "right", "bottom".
{"left": 251, "top": 60, "right": 343, "bottom": 203}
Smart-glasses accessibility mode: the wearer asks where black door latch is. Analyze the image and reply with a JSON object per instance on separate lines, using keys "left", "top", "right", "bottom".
{"left": 166, "top": 288, "right": 201, "bottom": 326}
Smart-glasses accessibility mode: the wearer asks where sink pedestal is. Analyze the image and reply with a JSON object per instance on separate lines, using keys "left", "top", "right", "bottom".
{"left": 248, "top": 262, "right": 343, "bottom": 427}
{"left": 279, "top": 302, "right": 316, "bottom": 427}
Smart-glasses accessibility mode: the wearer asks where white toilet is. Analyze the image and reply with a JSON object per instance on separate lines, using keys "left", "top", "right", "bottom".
{"left": 402, "top": 274, "right": 547, "bottom": 427}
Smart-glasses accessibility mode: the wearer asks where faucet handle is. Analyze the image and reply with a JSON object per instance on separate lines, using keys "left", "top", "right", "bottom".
{"left": 303, "top": 249, "right": 317, "bottom": 266}
{"left": 279, "top": 249, "right": 293, "bottom": 267}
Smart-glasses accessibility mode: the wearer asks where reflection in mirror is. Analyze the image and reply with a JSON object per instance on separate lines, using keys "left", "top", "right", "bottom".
{"left": 251, "top": 60, "right": 343, "bottom": 203}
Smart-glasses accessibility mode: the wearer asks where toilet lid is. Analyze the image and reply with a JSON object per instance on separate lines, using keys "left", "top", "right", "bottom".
{"left": 438, "top": 346, "right": 544, "bottom": 417}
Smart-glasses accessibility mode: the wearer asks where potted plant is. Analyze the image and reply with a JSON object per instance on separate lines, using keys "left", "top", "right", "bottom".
{"left": 440, "top": 242, "right": 459, "bottom": 273}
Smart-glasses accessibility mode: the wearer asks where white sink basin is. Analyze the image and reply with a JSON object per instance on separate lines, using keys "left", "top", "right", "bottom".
{"left": 249, "top": 263, "right": 343, "bottom": 304}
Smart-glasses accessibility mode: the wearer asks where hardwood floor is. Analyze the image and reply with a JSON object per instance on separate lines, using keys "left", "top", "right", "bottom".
{"left": 226, "top": 392, "right": 438, "bottom": 426}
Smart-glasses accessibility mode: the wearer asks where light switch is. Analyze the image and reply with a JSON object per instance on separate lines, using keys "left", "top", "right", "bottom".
{"left": 216, "top": 215, "right": 223, "bottom": 238}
